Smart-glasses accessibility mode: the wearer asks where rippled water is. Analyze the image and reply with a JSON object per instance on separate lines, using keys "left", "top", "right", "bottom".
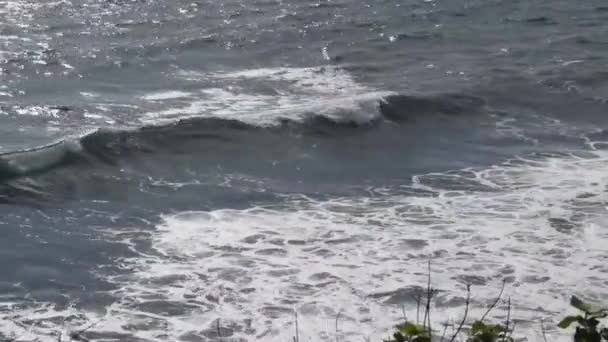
{"left": 1, "top": 0, "right": 608, "bottom": 341}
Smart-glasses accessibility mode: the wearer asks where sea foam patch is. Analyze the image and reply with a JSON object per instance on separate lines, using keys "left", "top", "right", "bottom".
{"left": 84, "top": 148, "right": 608, "bottom": 342}
{"left": 141, "top": 91, "right": 193, "bottom": 101}
{"left": 143, "top": 66, "right": 394, "bottom": 126}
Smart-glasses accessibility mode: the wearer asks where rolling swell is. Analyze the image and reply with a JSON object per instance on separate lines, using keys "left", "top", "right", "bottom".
{"left": 0, "top": 93, "right": 485, "bottom": 183}
{"left": 379, "top": 93, "right": 485, "bottom": 122}
{"left": 0, "top": 140, "right": 86, "bottom": 180}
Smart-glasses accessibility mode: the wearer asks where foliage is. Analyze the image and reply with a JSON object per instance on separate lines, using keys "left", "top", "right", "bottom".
{"left": 466, "top": 320, "right": 513, "bottom": 342}
{"left": 384, "top": 322, "right": 431, "bottom": 342}
{"left": 558, "top": 296, "right": 608, "bottom": 342}
{"left": 384, "top": 278, "right": 512, "bottom": 342}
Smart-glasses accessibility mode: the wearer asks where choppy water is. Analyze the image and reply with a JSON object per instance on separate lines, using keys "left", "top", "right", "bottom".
{"left": 1, "top": 0, "right": 608, "bottom": 341}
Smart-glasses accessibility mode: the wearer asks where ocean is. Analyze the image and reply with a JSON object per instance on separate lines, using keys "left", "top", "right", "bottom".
{"left": 1, "top": 0, "right": 608, "bottom": 341}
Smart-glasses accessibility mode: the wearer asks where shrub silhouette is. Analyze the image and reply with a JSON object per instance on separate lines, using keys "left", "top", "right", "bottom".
{"left": 559, "top": 296, "right": 608, "bottom": 342}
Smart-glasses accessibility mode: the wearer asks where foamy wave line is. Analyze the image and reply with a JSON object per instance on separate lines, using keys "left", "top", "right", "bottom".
{"left": 144, "top": 66, "right": 395, "bottom": 126}
{"left": 104, "top": 150, "right": 608, "bottom": 341}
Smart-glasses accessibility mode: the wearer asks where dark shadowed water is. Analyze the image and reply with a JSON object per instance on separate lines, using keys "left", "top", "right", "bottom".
{"left": 1, "top": 0, "right": 608, "bottom": 341}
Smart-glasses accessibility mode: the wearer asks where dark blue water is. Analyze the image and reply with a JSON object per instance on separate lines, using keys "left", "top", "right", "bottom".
{"left": 1, "top": 1, "right": 608, "bottom": 341}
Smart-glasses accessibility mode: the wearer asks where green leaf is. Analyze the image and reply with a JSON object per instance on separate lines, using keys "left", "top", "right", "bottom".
{"left": 570, "top": 296, "right": 608, "bottom": 316}
{"left": 571, "top": 296, "right": 592, "bottom": 313}
{"left": 589, "top": 331, "right": 602, "bottom": 342}
{"left": 397, "top": 322, "right": 426, "bottom": 337}
{"left": 471, "top": 321, "right": 487, "bottom": 335}
{"left": 558, "top": 316, "right": 580, "bottom": 329}
{"left": 574, "top": 327, "right": 585, "bottom": 342}
{"left": 574, "top": 327, "right": 603, "bottom": 342}
{"left": 414, "top": 336, "right": 431, "bottom": 342}
{"left": 392, "top": 332, "right": 406, "bottom": 342}
{"left": 490, "top": 324, "right": 507, "bottom": 334}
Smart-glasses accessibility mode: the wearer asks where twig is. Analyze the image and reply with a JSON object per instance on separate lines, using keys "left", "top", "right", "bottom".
{"left": 480, "top": 279, "right": 506, "bottom": 322}
{"left": 448, "top": 284, "right": 471, "bottom": 342}
{"left": 540, "top": 319, "right": 548, "bottom": 342}
{"left": 294, "top": 310, "right": 300, "bottom": 342}
{"left": 415, "top": 291, "right": 422, "bottom": 325}
{"left": 450, "top": 318, "right": 456, "bottom": 336}
{"left": 503, "top": 297, "right": 511, "bottom": 342}
{"left": 335, "top": 310, "right": 341, "bottom": 342}
{"left": 440, "top": 321, "right": 449, "bottom": 342}
{"left": 216, "top": 319, "right": 223, "bottom": 342}
{"left": 422, "top": 260, "right": 432, "bottom": 336}
{"left": 507, "top": 322, "right": 516, "bottom": 340}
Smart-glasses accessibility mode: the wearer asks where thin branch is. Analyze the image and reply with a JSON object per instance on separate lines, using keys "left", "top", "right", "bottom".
{"left": 507, "top": 322, "right": 516, "bottom": 340}
{"left": 540, "top": 319, "right": 548, "bottom": 342}
{"left": 416, "top": 291, "right": 422, "bottom": 325}
{"left": 480, "top": 279, "right": 507, "bottom": 322}
{"left": 503, "top": 297, "right": 511, "bottom": 342}
{"left": 422, "top": 260, "right": 433, "bottom": 336}
{"left": 335, "top": 310, "right": 341, "bottom": 342}
{"left": 294, "top": 310, "right": 300, "bottom": 342}
{"left": 216, "top": 319, "right": 223, "bottom": 342}
{"left": 440, "top": 321, "right": 449, "bottom": 342}
{"left": 448, "top": 284, "right": 471, "bottom": 342}
{"left": 450, "top": 318, "right": 456, "bottom": 336}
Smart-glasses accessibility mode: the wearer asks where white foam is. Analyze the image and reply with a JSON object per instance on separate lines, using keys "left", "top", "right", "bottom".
{"left": 53, "top": 148, "right": 604, "bottom": 342}
{"left": 80, "top": 92, "right": 99, "bottom": 98}
{"left": 14, "top": 106, "right": 60, "bottom": 118}
{"left": 141, "top": 91, "right": 193, "bottom": 101}
{"left": 144, "top": 66, "right": 394, "bottom": 126}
